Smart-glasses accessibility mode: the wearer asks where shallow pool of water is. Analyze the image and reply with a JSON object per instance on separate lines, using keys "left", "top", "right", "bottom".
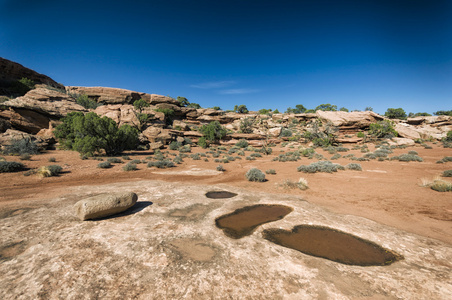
{"left": 263, "top": 225, "right": 402, "bottom": 266}
{"left": 215, "top": 204, "right": 293, "bottom": 239}
{"left": 205, "top": 191, "right": 238, "bottom": 199}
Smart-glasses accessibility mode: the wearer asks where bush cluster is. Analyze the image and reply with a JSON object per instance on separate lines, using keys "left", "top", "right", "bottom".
{"left": 199, "top": 121, "right": 227, "bottom": 142}
{"left": 297, "top": 161, "right": 344, "bottom": 173}
{"left": 37, "top": 165, "right": 62, "bottom": 177}
{"left": 54, "top": 112, "right": 139, "bottom": 156}
{"left": 3, "top": 138, "right": 39, "bottom": 155}
{"left": 245, "top": 168, "right": 266, "bottom": 182}
{"left": 368, "top": 121, "right": 398, "bottom": 139}
{"left": 0, "top": 161, "right": 25, "bottom": 173}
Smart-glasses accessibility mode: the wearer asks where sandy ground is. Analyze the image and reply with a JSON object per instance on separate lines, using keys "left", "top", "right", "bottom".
{"left": 1, "top": 141, "right": 451, "bottom": 245}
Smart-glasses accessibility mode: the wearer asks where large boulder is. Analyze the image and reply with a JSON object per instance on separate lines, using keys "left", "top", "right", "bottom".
{"left": 1, "top": 87, "right": 87, "bottom": 118}
{"left": 94, "top": 104, "right": 140, "bottom": 128}
{"left": 316, "top": 111, "right": 385, "bottom": 129}
{"left": 73, "top": 192, "right": 138, "bottom": 221}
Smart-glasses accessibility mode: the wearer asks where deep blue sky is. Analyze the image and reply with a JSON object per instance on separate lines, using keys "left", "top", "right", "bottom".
{"left": 1, "top": 0, "right": 451, "bottom": 114}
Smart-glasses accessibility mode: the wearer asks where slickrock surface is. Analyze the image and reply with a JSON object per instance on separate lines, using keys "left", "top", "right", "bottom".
{"left": 1, "top": 180, "right": 451, "bottom": 299}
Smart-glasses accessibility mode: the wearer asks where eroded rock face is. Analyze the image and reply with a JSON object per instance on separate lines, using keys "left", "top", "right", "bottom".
{"left": 316, "top": 111, "right": 385, "bottom": 128}
{"left": 94, "top": 104, "right": 140, "bottom": 128}
{"left": 2, "top": 87, "right": 87, "bottom": 118}
{"left": 0, "top": 129, "right": 53, "bottom": 151}
{"left": 73, "top": 192, "right": 138, "bottom": 221}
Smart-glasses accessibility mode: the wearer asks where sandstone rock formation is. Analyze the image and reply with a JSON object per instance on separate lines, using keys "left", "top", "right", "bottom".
{"left": 316, "top": 110, "right": 385, "bottom": 128}
{"left": 73, "top": 192, "right": 138, "bottom": 221}
{"left": 2, "top": 87, "right": 87, "bottom": 118}
{"left": 65, "top": 86, "right": 178, "bottom": 106}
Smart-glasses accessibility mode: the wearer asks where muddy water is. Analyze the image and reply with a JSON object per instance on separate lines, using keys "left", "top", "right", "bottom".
{"left": 205, "top": 191, "right": 237, "bottom": 199}
{"left": 215, "top": 204, "right": 293, "bottom": 239}
{"left": 263, "top": 225, "right": 402, "bottom": 266}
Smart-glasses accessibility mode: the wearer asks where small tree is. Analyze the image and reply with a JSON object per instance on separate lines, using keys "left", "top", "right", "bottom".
{"left": 433, "top": 110, "right": 452, "bottom": 116}
{"left": 54, "top": 112, "right": 139, "bottom": 156}
{"left": 368, "top": 120, "right": 398, "bottom": 138}
{"left": 234, "top": 105, "right": 249, "bottom": 114}
{"left": 384, "top": 108, "right": 407, "bottom": 119}
{"left": 187, "top": 102, "right": 201, "bottom": 109}
{"left": 177, "top": 96, "right": 189, "bottom": 107}
{"left": 133, "top": 99, "right": 150, "bottom": 112}
{"left": 339, "top": 107, "right": 349, "bottom": 112}
{"left": 365, "top": 107, "right": 373, "bottom": 111}
{"left": 286, "top": 104, "right": 306, "bottom": 114}
{"left": 76, "top": 94, "right": 99, "bottom": 109}
{"left": 199, "top": 121, "right": 227, "bottom": 142}
{"left": 315, "top": 103, "right": 337, "bottom": 111}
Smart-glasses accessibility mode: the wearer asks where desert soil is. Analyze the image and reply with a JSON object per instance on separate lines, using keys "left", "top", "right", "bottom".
{"left": 1, "top": 142, "right": 451, "bottom": 244}
{"left": 1, "top": 141, "right": 452, "bottom": 299}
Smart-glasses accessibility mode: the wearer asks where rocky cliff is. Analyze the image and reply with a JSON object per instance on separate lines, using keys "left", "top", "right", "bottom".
{"left": 1, "top": 59, "right": 451, "bottom": 150}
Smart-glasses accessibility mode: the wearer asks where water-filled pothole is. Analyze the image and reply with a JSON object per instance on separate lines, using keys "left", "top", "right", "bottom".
{"left": 205, "top": 191, "right": 238, "bottom": 199}
{"left": 215, "top": 204, "right": 293, "bottom": 239}
{"left": 263, "top": 225, "right": 403, "bottom": 266}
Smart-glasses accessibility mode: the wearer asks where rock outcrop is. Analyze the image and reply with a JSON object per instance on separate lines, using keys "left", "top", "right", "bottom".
{"left": 0, "top": 57, "right": 64, "bottom": 96}
{"left": 316, "top": 111, "right": 385, "bottom": 129}
{"left": 65, "top": 86, "right": 178, "bottom": 106}
{"left": 73, "top": 192, "right": 138, "bottom": 221}
{"left": 2, "top": 87, "right": 87, "bottom": 118}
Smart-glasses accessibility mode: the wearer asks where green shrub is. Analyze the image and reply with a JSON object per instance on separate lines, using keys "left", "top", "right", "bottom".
{"left": 54, "top": 112, "right": 139, "bottom": 156}
{"left": 234, "top": 104, "right": 249, "bottom": 114}
{"left": 345, "top": 163, "right": 362, "bottom": 171}
{"left": 216, "top": 165, "right": 225, "bottom": 172}
{"left": 4, "top": 138, "right": 39, "bottom": 155}
{"left": 368, "top": 120, "right": 398, "bottom": 138}
{"left": 75, "top": 94, "right": 99, "bottom": 109}
{"left": 147, "top": 160, "right": 175, "bottom": 168}
{"left": 384, "top": 108, "right": 407, "bottom": 119}
{"left": 430, "top": 179, "right": 452, "bottom": 192}
{"left": 169, "top": 141, "right": 183, "bottom": 150}
{"left": 107, "top": 157, "right": 123, "bottom": 163}
{"left": 154, "top": 108, "right": 174, "bottom": 125}
{"left": 297, "top": 161, "right": 343, "bottom": 173}
{"left": 173, "top": 156, "right": 183, "bottom": 164}
{"left": 266, "top": 169, "right": 276, "bottom": 175}
{"left": 133, "top": 99, "right": 150, "bottom": 112}
{"left": 408, "top": 150, "right": 418, "bottom": 155}
{"left": 391, "top": 154, "right": 423, "bottom": 162}
{"left": 245, "top": 168, "right": 266, "bottom": 182}
{"left": 123, "top": 162, "right": 137, "bottom": 171}
{"left": 130, "top": 159, "right": 142, "bottom": 164}
{"left": 98, "top": 161, "right": 112, "bottom": 168}
{"left": 198, "top": 137, "right": 208, "bottom": 149}
{"left": 250, "top": 152, "right": 262, "bottom": 158}
{"left": 199, "top": 121, "right": 227, "bottom": 142}
{"left": 331, "top": 154, "right": 341, "bottom": 160}
{"left": 236, "top": 139, "right": 248, "bottom": 148}
{"left": 240, "top": 117, "right": 254, "bottom": 134}
{"left": 280, "top": 128, "right": 293, "bottom": 137}
{"left": 122, "top": 155, "right": 131, "bottom": 160}
{"left": 48, "top": 157, "right": 56, "bottom": 162}
{"left": 442, "top": 170, "right": 452, "bottom": 177}
{"left": 303, "top": 121, "right": 338, "bottom": 147}
{"left": 0, "top": 161, "right": 25, "bottom": 173}
{"left": 445, "top": 131, "right": 452, "bottom": 142}
{"left": 179, "top": 145, "right": 191, "bottom": 153}
{"left": 357, "top": 132, "right": 365, "bottom": 138}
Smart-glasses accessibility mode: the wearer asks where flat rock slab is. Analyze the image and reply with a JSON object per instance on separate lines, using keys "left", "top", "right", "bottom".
{"left": 73, "top": 192, "right": 138, "bottom": 220}
{"left": 0, "top": 180, "right": 451, "bottom": 299}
